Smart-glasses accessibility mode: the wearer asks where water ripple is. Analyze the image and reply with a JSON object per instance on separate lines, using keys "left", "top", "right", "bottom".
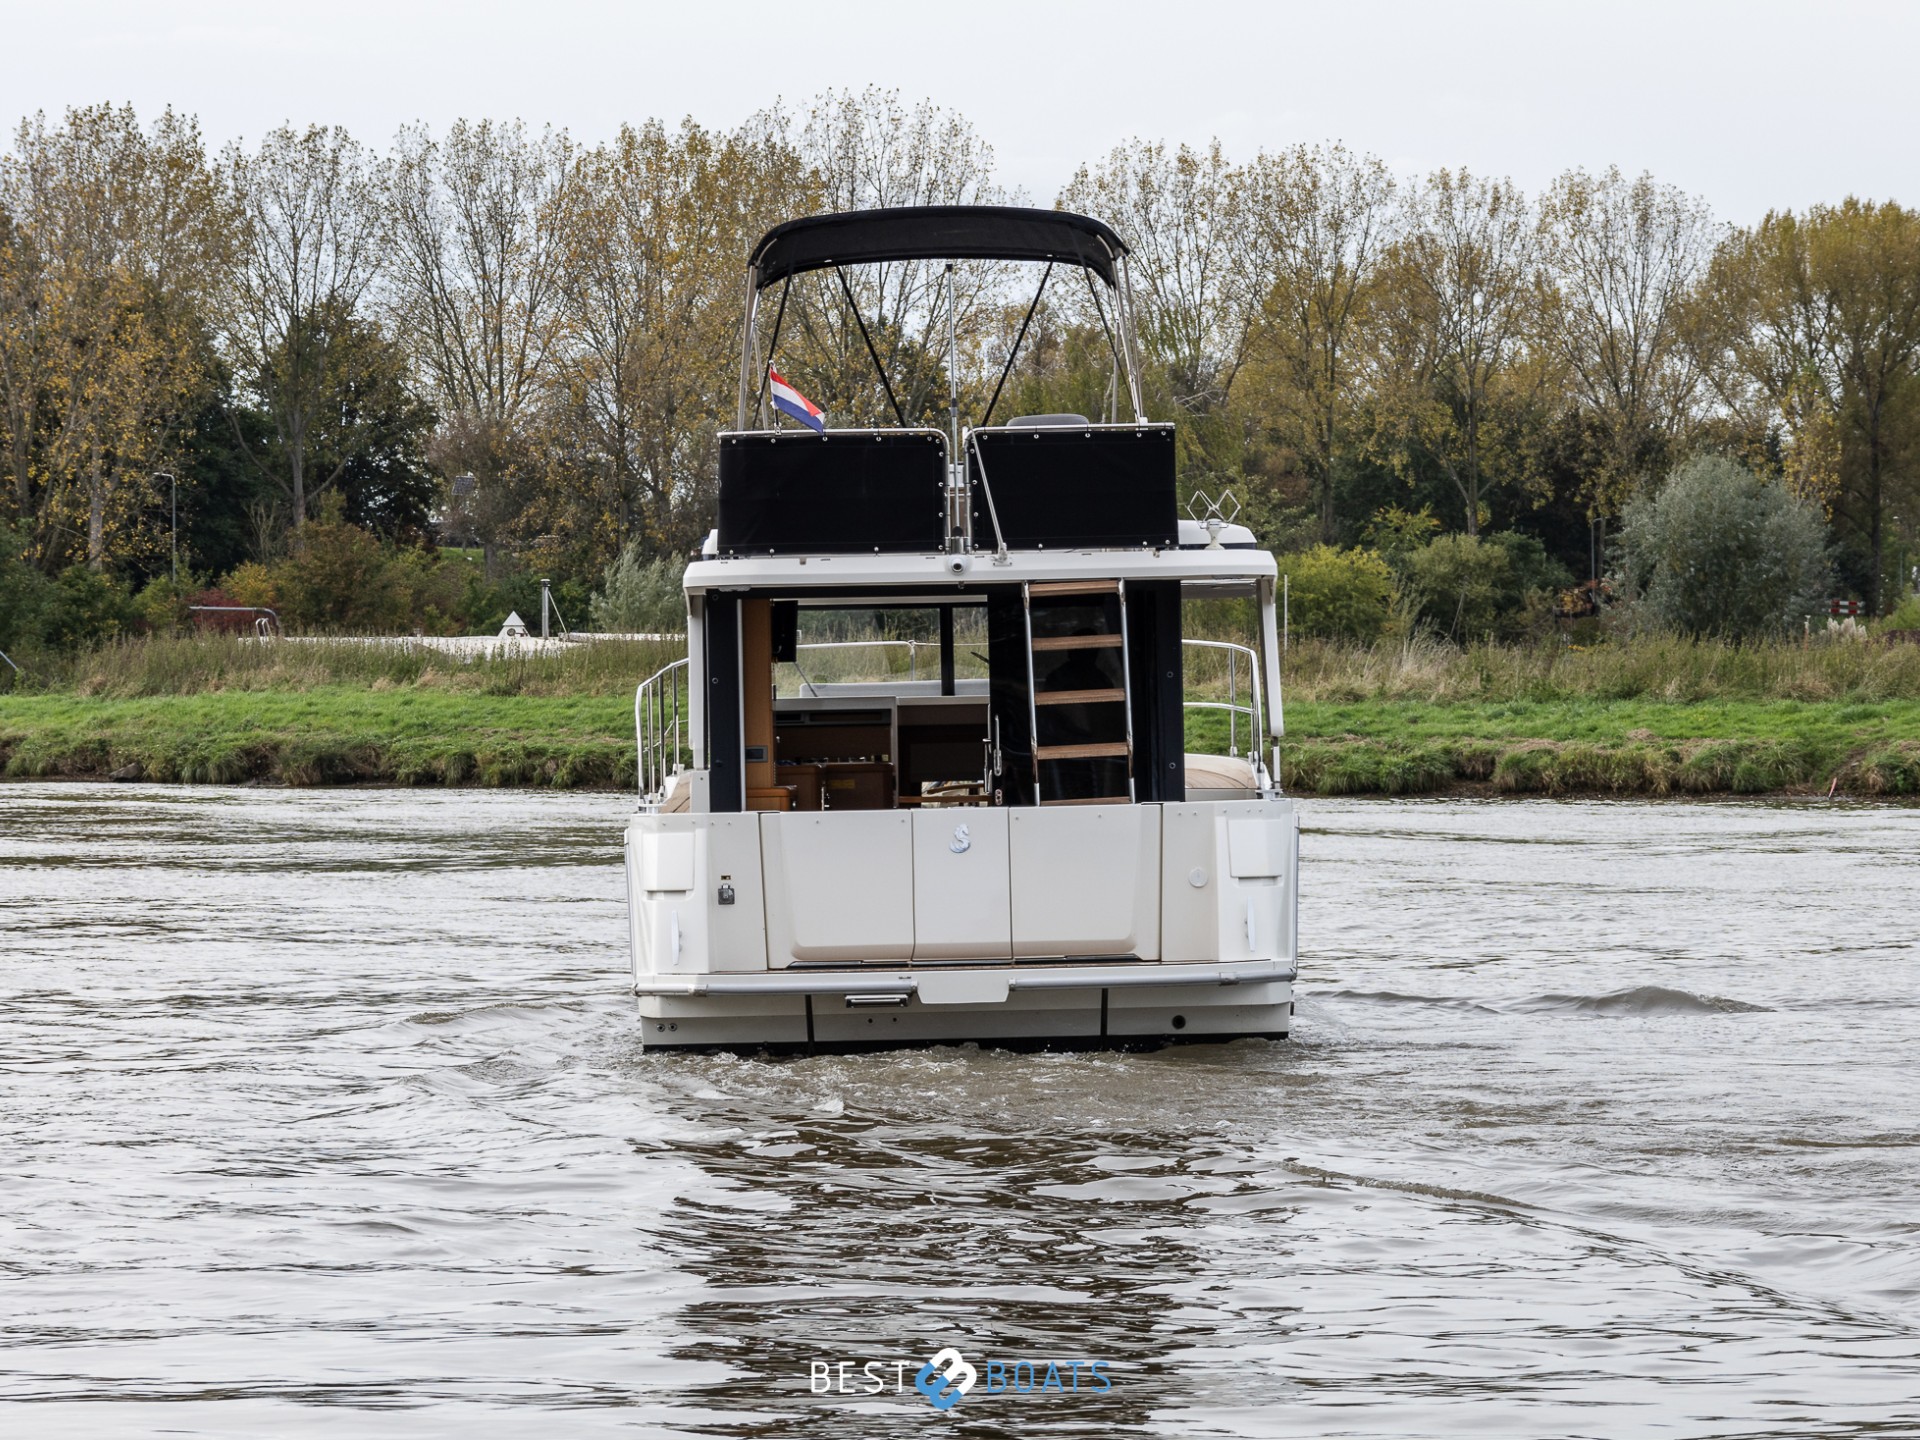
{"left": 2, "top": 785, "right": 1917, "bottom": 1437}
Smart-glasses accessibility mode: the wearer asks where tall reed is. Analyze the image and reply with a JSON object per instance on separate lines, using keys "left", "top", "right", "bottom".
{"left": 15, "top": 634, "right": 683, "bottom": 699}
{"left": 1195, "top": 635, "right": 1920, "bottom": 705}
{"left": 13, "top": 631, "right": 1920, "bottom": 707}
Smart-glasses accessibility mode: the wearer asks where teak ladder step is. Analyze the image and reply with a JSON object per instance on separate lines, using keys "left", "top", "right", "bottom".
{"left": 1022, "top": 578, "right": 1136, "bottom": 805}
{"left": 1029, "top": 633, "right": 1123, "bottom": 651}
{"left": 1034, "top": 742, "right": 1131, "bottom": 761}
{"left": 1027, "top": 579, "right": 1122, "bottom": 597}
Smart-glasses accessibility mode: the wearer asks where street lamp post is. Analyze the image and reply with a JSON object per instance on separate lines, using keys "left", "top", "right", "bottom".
{"left": 156, "top": 471, "right": 177, "bottom": 585}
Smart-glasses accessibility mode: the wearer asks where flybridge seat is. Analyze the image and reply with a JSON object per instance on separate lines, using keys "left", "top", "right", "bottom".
{"left": 968, "top": 422, "right": 1178, "bottom": 551}
{"left": 714, "top": 419, "right": 1179, "bottom": 558}
{"left": 716, "top": 428, "right": 947, "bottom": 557}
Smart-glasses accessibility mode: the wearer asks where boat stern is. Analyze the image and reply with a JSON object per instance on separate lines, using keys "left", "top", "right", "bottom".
{"left": 625, "top": 799, "right": 1298, "bottom": 1052}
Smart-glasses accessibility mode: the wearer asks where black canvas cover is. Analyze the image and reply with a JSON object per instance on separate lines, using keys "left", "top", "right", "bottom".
{"left": 1125, "top": 580, "right": 1185, "bottom": 804}
{"left": 751, "top": 206, "right": 1127, "bottom": 289}
{"left": 968, "top": 425, "right": 1177, "bottom": 551}
{"left": 717, "top": 431, "right": 947, "bottom": 556}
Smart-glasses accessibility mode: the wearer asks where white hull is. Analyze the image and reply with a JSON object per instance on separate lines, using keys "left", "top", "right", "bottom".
{"left": 626, "top": 798, "right": 1298, "bottom": 1052}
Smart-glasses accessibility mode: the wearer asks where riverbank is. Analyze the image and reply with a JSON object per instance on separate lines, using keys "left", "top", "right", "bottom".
{"left": 2, "top": 634, "right": 1917, "bottom": 796}
{"left": 4, "top": 689, "right": 1917, "bottom": 796}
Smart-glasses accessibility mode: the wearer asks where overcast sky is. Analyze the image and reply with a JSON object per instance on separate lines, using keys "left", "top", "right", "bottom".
{"left": 3, "top": 0, "right": 1913, "bottom": 226}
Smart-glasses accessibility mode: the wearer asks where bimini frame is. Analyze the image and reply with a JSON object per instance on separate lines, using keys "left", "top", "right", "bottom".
{"left": 731, "top": 205, "right": 1149, "bottom": 432}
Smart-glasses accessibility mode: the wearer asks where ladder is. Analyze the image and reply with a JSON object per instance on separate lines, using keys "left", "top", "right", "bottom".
{"left": 1023, "top": 579, "right": 1134, "bottom": 805}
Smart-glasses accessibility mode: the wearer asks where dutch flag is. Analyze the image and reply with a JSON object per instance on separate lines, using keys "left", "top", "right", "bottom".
{"left": 768, "top": 368, "right": 826, "bottom": 434}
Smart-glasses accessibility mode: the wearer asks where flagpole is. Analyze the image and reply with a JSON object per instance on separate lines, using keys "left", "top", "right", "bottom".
{"left": 946, "top": 262, "right": 959, "bottom": 459}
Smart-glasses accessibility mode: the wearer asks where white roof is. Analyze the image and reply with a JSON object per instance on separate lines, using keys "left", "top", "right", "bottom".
{"left": 685, "top": 519, "right": 1274, "bottom": 596}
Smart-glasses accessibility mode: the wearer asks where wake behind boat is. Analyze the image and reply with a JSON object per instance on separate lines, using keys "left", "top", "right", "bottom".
{"left": 624, "top": 205, "right": 1298, "bottom": 1051}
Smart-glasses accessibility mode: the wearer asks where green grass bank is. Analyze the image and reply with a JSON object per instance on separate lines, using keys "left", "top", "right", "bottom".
{"left": 2, "top": 634, "right": 1918, "bottom": 796}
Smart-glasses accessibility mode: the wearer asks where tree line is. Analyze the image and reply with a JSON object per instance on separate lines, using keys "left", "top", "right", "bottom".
{"left": 2, "top": 87, "right": 1917, "bottom": 632}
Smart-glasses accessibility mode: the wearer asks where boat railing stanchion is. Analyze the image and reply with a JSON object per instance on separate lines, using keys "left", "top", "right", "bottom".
{"left": 633, "top": 655, "right": 690, "bottom": 805}
{"left": 1182, "top": 639, "right": 1270, "bottom": 783}
{"left": 1228, "top": 648, "right": 1239, "bottom": 758}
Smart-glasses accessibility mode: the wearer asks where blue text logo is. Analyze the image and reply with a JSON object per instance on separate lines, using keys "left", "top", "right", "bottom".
{"left": 913, "top": 1347, "right": 978, "bottom": 1411}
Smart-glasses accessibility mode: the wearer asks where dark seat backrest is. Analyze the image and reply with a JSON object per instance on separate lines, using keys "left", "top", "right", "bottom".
{"left": 969, "top": 424, "right": 1177, "bottom": 550}
{"left": 718, "top": 430, "right": 948, "bottom": 556}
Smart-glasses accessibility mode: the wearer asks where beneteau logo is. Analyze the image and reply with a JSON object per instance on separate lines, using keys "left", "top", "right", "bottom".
{"left": 808, "top": 1346, "right": 1111, "bottom": 1412}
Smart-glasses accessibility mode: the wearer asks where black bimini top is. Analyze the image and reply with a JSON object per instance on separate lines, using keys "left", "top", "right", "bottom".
{"left": 749, "top": 205, "right": 1129, "bottom": 290}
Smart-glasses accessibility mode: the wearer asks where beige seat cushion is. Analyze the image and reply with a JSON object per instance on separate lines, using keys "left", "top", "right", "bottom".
{"left": 1184, "top": 751, "right": 1259, "bottom": 799}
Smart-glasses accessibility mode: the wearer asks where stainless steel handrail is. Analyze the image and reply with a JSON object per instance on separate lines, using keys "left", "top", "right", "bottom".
{"left": 633, "top": 657, "right": 690, "bottom": 805}
{"left": 1182, "top": 638, "right": 1269, "bottom": 785}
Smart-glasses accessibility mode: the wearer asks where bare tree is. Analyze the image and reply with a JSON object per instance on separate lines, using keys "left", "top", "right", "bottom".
{"left": 1236, "top": 143, "right": 1398, "bottom": 541}
{"left": 1063, "top": 138, "right": 1254, "bottom": 419}
{"left": 1372, "top": 169, "right": 1544, "bottom": 534}
{"left": 549, "top": 118, "right": 799, "bottom": 556}
{"left": 1538, "top": 166, "right": 1715, "bottom": 518}
{"left": 224, "top": 124, "right": 384, "bottom": 545}
{"left": 766, "top": 90, "right": 1003, "bottom": 429}
{"left": 383, "top": 119, "right": 572, "bottom": 572}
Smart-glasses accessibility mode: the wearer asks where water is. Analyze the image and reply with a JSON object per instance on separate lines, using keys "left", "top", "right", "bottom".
{"left": 2, "top": 784, "right": 1917, "bottom": 1438}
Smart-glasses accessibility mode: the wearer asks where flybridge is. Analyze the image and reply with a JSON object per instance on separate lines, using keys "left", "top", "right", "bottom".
{"left": 723, "top": 205, "right": 1171, "bottom": 561}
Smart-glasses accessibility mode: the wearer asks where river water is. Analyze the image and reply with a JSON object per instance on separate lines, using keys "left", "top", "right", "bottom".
{"left": 2, "top": 784, "right": 1917, "bottom": 1438}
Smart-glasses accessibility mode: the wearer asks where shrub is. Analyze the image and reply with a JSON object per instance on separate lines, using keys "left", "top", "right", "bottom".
{"left": 134, "top": 575, "right": 202, "bottom": 634}
{"left": 1401, "top": 531, "right": 1570, "bottom": 642}
{"left": 1881, "top": 593, "right": 1920, "bottom": 631}
{"left": 1277, "top": 545, "right": 1393, "bottom": 643}
{"left": 41, "top": 566, "right": 139, "bottom": 649}
{"left": 284, "top": 518, "right": 418, "bottom": 630}
{"left": 1, "top": 527, "right": 144, "bottom": 657}
{"left": 1614, "top": 455, "right": 1830, "bottom": 640}
{"left": 222, "top": 563, "right": 281, "bottom": 610}
{"left": 1362, "top": 505, "right": 1442, "bottom": 568}
{"left": 0, "top": 524, "right": 55, "bottom": 656}
{"left": 591, "top": 544, "right": 688, "bottom": 634}
{"left": 221, "top": 536, "right": 592, "bottom": 639}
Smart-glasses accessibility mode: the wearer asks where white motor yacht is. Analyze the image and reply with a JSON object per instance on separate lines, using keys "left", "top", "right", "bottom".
{"left": 625, "top": 205, "right": 1298, "bottom": 1051}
